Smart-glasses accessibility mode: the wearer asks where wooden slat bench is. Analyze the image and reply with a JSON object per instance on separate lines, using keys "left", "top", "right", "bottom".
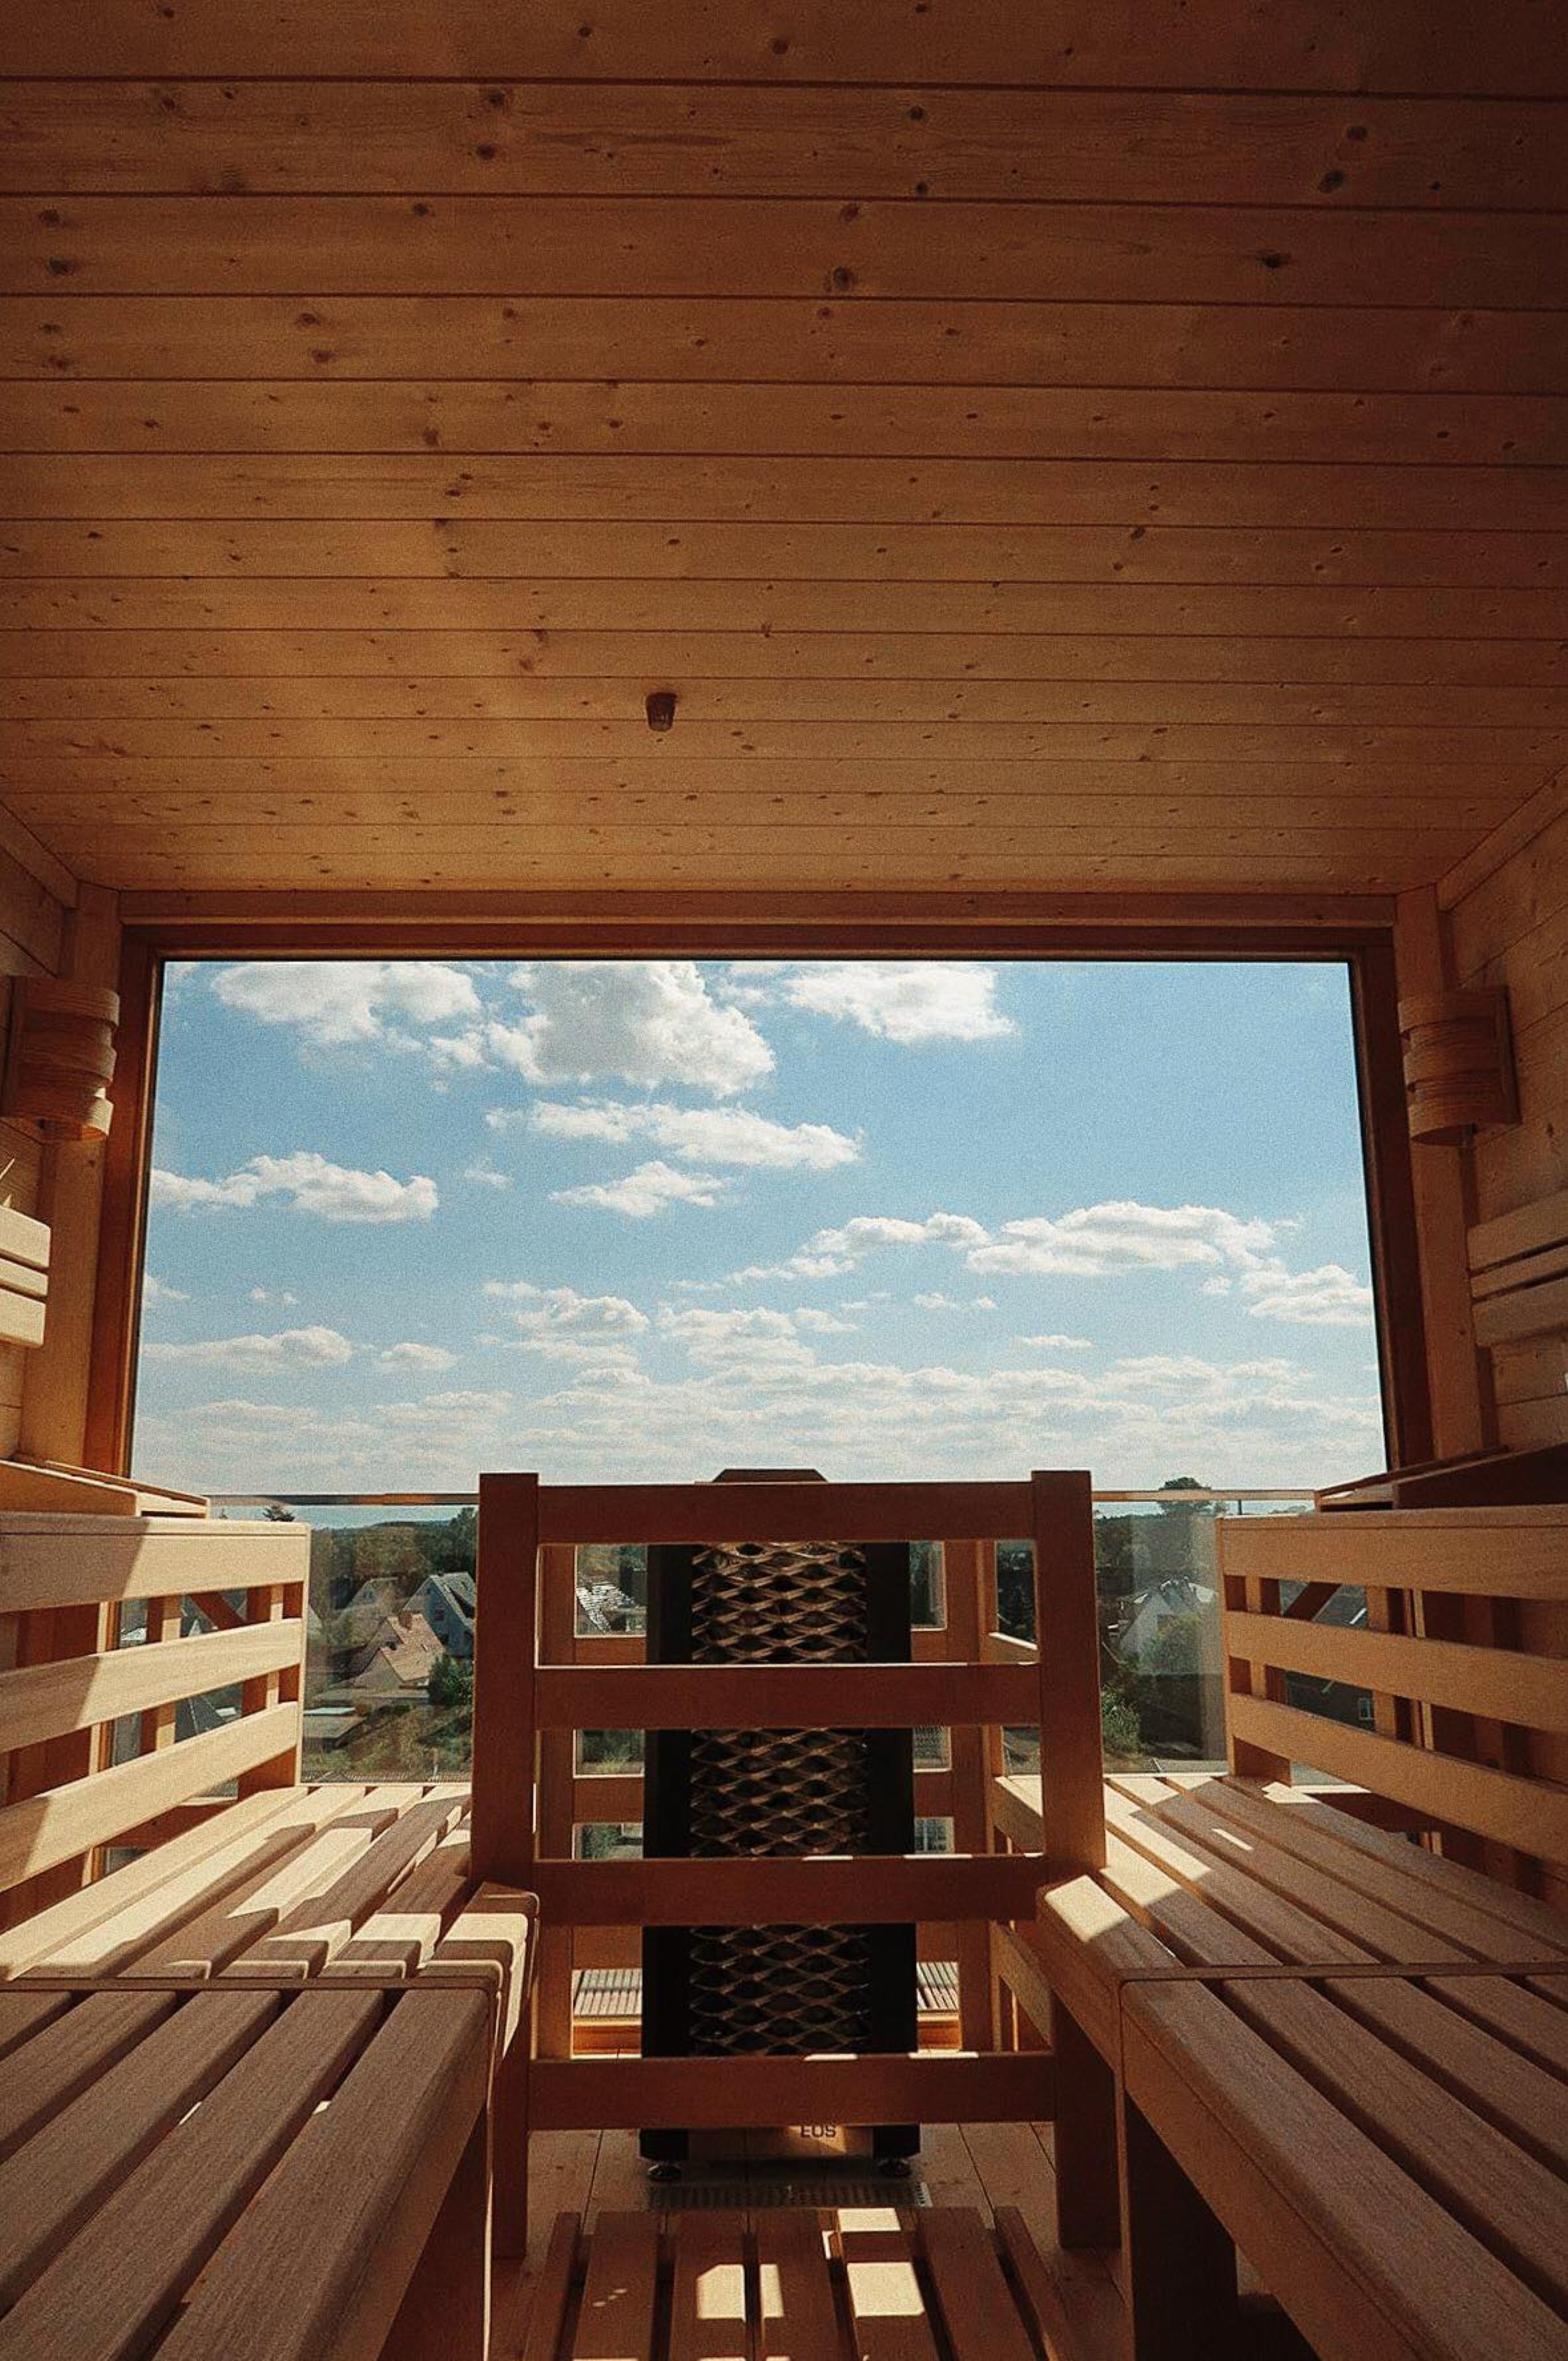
{"left": 1013, "top": 1496, "right": 1568, "bottom": 2357}
{"left": 522, "top": 2205, "right": 1077, "bottom": 2361}
{"left": 0, "top": 1979, "right": 501, "bottom": 2360}
{"left": 1120, "top": 1968, "right": 1568, "bottom": 2361}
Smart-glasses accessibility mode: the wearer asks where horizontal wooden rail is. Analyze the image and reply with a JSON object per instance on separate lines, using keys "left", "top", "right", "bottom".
{"left": 0, "top": 1521, "right": 310, "bottom": 1613}
{"left": 1220, "top": 1511, "right": 1568, "bottom": 1599}
{"left": 530, "top": 1852, "right": 1045, "bottom": 1925}
{"left": 534, "top": 1661, "right": 1037, "bottom": 1730}
{"left": 1226, "top": 1695, "right": 1568, "bottom": 1865}
{"left": 1226, "top": 1611, "right": 1568, "bottom": 1735}
{"left": 0, "top": 1621, "right": 305, "bottom": 1756}
{"left": 0, "top": 1703, "right": 301, "bottom": 1894}
{"left": 535, "top": 1479, "right": 1033, "bottom": 1544}
{"left": 529, "top": 2050, "right": 1055, "bottom": 2131}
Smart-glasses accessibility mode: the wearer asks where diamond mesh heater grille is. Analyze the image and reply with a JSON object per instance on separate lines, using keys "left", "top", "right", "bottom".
{"left": 641, "top": 1493, "right": 918, "bottom": 2160}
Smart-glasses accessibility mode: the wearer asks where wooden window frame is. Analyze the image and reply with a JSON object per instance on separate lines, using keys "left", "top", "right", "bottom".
{"left": 86, "top": 889, "right": 1431, "bottom": 1480}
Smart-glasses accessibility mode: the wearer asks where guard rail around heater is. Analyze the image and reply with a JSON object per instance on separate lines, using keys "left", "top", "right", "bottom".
{"left": 469, "top": 1469, "right": 1103, "bottom": 2134}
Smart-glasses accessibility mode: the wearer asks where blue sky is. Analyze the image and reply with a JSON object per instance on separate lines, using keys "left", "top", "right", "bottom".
{"left": 133, "top": 959, "right": 1386, "bottom": 1493}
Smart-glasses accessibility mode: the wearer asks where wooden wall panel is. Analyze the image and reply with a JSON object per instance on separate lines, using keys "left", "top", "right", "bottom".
{"left": 1436, "top": 782, "right": 1568, "bottom": 1907}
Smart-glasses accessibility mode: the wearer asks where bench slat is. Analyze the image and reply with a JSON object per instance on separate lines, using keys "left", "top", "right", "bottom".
{"left": 668, "top": 2212, "right": 751, "bottom": 2361}
{"left": 0, "top": 1989, "right": 281, "bottom": 2310}
{"left": 1226, "top": 1976, "right": 1568, "bottom": 2311}
{"left": 153, "top": 1987, "right": 491, "bottom": 2361}
{"left": 0, "top": 1988, "right": 175, "bottom": 2165}
{"left": 0, "top": 1621, "right": 305, "bottom": 1756}
{"left": 1119, "top": 1778, "right": 1473, "bottom": 1965}
{"left": 0, "top": 1991, "right": 382, "bottom": 2361}
{"left": 1104, "top": 1784, "right": 1373, "bottom": 1965}
{"left": 1188, "top": 1778, "right": 1568, "bottom": 1964}
{"left": 1329, "top": 1974, "right": 1568, "bottom": 2174}
{"left": 222, "top": 1789, "right": 467, "bottom": 1981}
{"left": 126, "top": 1785, "right": 409, "bottom": 1981}
{"left": 573, "top": 2211, "right": 660, "bottom": 2361}
{"left": 755, "top": 2209, "right": 841, "bottom": 2361}
{"left": 1123, "top": 1979, "right": 1568, "bottom": 2361}
{"left": 318, "top": 1828, "right": 472, "bottom": 1981}
{"left": 918, "top": 2206, "right": 1038, "bottom": 2361}
{"left": 0, "top": 1790, "right": 309, "bottom": 1981}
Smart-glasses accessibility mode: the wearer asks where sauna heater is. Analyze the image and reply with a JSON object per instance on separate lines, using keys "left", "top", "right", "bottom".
{"left": 640, "top": 1469, "right": 919, "bottom": 2166}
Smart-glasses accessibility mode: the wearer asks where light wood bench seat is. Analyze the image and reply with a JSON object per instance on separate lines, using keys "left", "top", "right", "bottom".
{"left": 0, "top": 1978, "right": 503, "bottom": 2360}
{"left": 1009, "top": 1771, "right": 1568, "bottom": 2358}
{"left": 523, "top": 2205, "right": 1077, "bottom": 2361}
{"left": 0, "top": 1780, "right": 523, "bottom": 1991}
{"left": 1120, "top": 1967, "right": 1568, "bottom": 2361}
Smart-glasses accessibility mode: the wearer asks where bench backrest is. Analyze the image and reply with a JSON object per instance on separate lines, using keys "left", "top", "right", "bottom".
{"left": 0, "top": 1511, "right": 309, "bottom": 1917}
{"left": 1218, "top": 1508, "right": 1568, "bottom": 1874}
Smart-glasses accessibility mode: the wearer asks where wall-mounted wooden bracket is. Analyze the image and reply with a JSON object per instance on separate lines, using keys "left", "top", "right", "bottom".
{"left": 1, "top": 979, "right": 120, "bottom": 1142}
{"left": 1398, "top": 988, "right": 1517, "bottom": 1145}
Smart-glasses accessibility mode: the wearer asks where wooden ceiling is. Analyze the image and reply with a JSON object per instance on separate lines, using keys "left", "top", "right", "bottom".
{"left": 1, "top": 5, "right": 1565, "bottom": 897}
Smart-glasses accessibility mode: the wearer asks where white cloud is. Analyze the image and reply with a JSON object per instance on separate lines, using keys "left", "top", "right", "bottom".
{"left": 488, "top": 963, "right": 773, "bottom": 1097}
{"left": 151, "top": 1151, "right": 438, "bottom": 1225}
{"left": 551, "top": 1159, "right": 730, "bottom": 1218}
{"left": 461, "top": 1161, "right": 511, "bottom": 1190}
{"left": 485, "top": 1280, "right": 650, "bottom": 1339}
{"left": 211, "top": 960, "right": 481, "bottom": 1049}
{"left": 142, "top": 1275, "right": 189, "bottom": 1304}
{"left": 249, "top": 1286, "right": 298, "bottom": 1306}
{"left": 914, "top": 1292, "right": 999, "bottom": 1313}
{"left": 968, "top": 1202, "right": 1276, "bottom": 1279}
{"left": 1239, "top": 1262, "right": 1374, "bottom": 1327}
{"left": 778, "top": 962, "right": 1016, "bottom": 1044}
{"left": 529, "top": 1097, "right": 858, "bottom": 1171}
{"left": 378, "top": 1341, "right": 457, "bottom": 1371}
{"left": 793, "top": 1308, "right": 857, "bottom": 1333}
{"left": 1019, "top": 1332, "right": 1095, "bottom": 1351}
{"left": 658, "top": 1306, "right": 816, "bottom": 1368}
{"left": 743, "top": 1212, "right": 992, "bottom": 1280}
{"left": 142, "top": 1325, "right": 354, "bottom": 1369}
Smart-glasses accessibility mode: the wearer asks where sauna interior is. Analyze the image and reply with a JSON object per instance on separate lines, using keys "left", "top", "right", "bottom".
{"left": 0, "top": 6, "right": 1566, "bottom": 2358}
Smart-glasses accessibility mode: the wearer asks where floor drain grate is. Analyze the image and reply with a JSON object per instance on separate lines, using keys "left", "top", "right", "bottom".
{"left": 647, "top": 2171, "right": 930, "bottom": 2211}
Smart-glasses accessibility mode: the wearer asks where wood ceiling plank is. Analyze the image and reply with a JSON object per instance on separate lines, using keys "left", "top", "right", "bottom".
{"left": 5, "top": 578, "right": 1564, "bottom": 635}
{"left": 4, "top": 630, "right": 1565, "bottom": 686}
{"left": 7, "top": 3, "right": 1566, "bottom": 93}
{"left": 9, "top": 678, "right": 1568, "bottom": 729}
{"left": 0, "top": 756, "right": 1538, "bottom": 805}
{"left": 25, "top": 835, "right": 1465, "bottom": 893}
{"left": 3, "top": 382, "right": 1555, "bottom": 465}
{"left": 7, "top": 83, "right": 1568, "bottom": 209}
{"left": 8, "top": 519, "right": 1568, "bottom": 589}
{"left": 7, "top": 716, "right": 1562, "bottom": 765}
{"left": 1, "top": 794, "right": 1510, "bottom": 840}
{"left": 5, "top": 297, "right": 1565, "bottom": 393}
{"left": 5, "top": 196, "right": 1565, "bottom": 307}
{"left": 8, "top": 455, "right": 1568, "bottom": 531}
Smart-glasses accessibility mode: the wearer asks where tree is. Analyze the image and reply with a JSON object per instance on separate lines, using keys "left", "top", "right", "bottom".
{"left": 428, "top": 1652, "right": 473, "bottom": 1713}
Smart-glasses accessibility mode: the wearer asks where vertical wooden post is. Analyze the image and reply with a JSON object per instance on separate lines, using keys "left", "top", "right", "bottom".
{"left": 472, "top": 1470, "right": 541, "bottom": 2263}
{"left": 1029, "top": 1470, "right": 1105, "bottom": 1877}
{"left": 946, "top": 1534, "right": 1001, "bottom": 2052}
{"left": 1120, "top": 2097, "right": 1240, "bottom": 2360}
{"left": 140, "top": 1593, "right": 181, "bottom": 1755}
{"left": 1220, "top": 1523, "right": 1291, "bottom": 1785}
{"left": 535, "top": 1540, "right": 578, "bottom": 2066}
{"left": 1051, "top": 2003, "right": 1122, "bottom": 2249}
{"left": 471, "top": 1471, "right": 541, "bottom": 1887}
{"left": 237, "top": 1566, "right": 305, "bottom": 1796}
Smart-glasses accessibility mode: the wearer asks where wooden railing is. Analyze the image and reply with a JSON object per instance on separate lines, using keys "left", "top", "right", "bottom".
{"left": 0, "top": 1510, "right": 309, "bottom": 1923}
{"left": 470, "top": 1470, "right": 1103, "bottom": 2132}
{"left": 1218, "top": 1508, "right": 1568, "bottom": 1870}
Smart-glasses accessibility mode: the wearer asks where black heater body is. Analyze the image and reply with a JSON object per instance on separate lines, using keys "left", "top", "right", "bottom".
{"left": 640, "top": 1471, "right": 918, "bottom": 2164}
